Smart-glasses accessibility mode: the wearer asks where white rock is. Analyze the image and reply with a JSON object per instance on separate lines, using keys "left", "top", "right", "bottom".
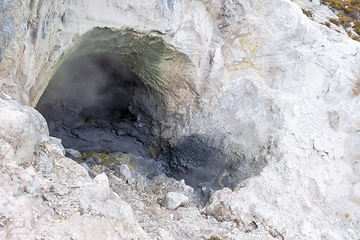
{"left": 350, "top": 182, "right": 360, "bottom": 203}
{"left": 162, "top": 192, "right": 189, "bottom": 210}
{"left": 65, "top": 148, "right": 81, "bottom": 158}
{"left": 158, "top": 228, "right": 176, "bottom": 240}
{"left": 92, "top": 173, "right": 112, "bottom": 202}
{"left": 117, "top": 164, "right": 132, "bottom": 180}
{"left": 82, "top": 163, "right": 91, "bottom": 172}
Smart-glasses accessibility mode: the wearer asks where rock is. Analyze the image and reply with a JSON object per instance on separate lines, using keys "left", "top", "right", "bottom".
{"left": 350, "top": 182, "right": 360, "bottom": 203}
{"left": 203, "top": 188, "right": 234, "bottom": 222}
{"left": 82, "top": 163, "right": 91, "bottom": 172}
{"left": 22, "top": 167, "right": 42, "bottom": 197}
{"left": 65, "top": 148, "right": 82, "bottom": 159}
{"left": 90, "top": 173, "right": 112, "bottom": 202}
{"left": 158, "top": 228, "right": 176, "bottom": 240}
{"left": 162, "top": 192, "right": 189, "bottom": 210}
{"left": 0, "top": 98, "right": 48, "bottom": 164}
{"left": 116, "top": 164, "right": 132, "bottom": 180}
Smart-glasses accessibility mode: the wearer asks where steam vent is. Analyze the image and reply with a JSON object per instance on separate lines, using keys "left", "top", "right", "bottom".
{"left": 2, "top": 0, "right": 360, "bottom": 239}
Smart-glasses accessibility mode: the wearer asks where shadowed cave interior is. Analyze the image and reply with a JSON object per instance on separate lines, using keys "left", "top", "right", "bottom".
{"left": 36, "top": 53, "right": 228, "bottom": 190}
{"left": 37, "top": 54, "right": 149, "bottom": 156}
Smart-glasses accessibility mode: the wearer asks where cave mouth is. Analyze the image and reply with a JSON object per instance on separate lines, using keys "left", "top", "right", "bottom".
{"left": 35, "top": 43, "right": 248, "bottom": 191}
{"left": 36, "top": 52, "right": 229, "bottom": 190}
{"left": 33, "top": 27, "right": 274, "bottom": 192}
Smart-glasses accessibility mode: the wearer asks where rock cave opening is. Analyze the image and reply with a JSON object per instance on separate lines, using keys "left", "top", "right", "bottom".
{"left": 35, "top": 51, "right": 225, "bottom": 192}
{"left": 35, "top": 27, "right": 265, "bottom": 194}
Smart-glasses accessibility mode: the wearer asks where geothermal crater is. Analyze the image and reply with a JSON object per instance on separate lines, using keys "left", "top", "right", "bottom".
{"left": 36, "top": 48, "right": 226, "bottom": 189}
{"left": 35, "top": 27, "right": 268, "bottom": 191}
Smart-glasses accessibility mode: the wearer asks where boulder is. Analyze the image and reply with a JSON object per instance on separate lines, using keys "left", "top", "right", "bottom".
{"left": 162, "top": 192, "right": 189, "bottom": 210}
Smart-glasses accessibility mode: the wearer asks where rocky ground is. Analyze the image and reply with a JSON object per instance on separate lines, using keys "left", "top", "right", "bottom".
{"left": 0, "top": 94, "right": 276, "bottom": 239}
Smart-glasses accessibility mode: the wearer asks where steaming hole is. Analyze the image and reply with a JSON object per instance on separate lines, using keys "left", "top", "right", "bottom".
{"left": 36, "top": 52, "right": 229, "bottom": 191}
{"left": 36, "top": 54, "right": 153, "bottom": 156}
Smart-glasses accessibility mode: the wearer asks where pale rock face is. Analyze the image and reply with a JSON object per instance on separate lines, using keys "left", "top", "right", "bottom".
{"left": 162, "top": 191, "right": 189, "bottom": 210}
{"left": 0, "top": 96, "right": 48, "bottom": 164}
{"left": 1, "top": 0, "right": 360, "bottom": 239}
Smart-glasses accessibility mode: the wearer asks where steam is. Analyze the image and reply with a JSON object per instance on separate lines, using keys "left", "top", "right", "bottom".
{"left": 37, "top": 53, "right": 137, "bottom": 124}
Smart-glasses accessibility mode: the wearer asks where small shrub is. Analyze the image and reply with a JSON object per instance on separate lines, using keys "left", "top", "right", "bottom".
{"left": 352, "top": 35, "right": 360, "bottom": 41}
{"left": 330, "top": 0, "right": 344, "bottom": 10}
{"left": 346, "top": 30, "right": 360, "bottom": 42}
{"left": 206, "top": 237, "right": 221, "bottom": 240}
{"left": 353, "top": 26, "right": 360, "bottom": 34}
{"left": 325, "top": 22, "right": 331, "bottom": 28}
{"left": 344, "top": 6, "right": 355, "bottom": 14}
{"left": 338, "top": 13, "right": 352, "bottom": 27}
{"left": 353, "top": 21, "right": 360, "bottom": 34}
{"left": 329, "top": 18, "right": 341, "bottom": 26}
{"left": 347, "top": 1, "right": 360, "bottom": 12}
{"left": 302, "top": 8, "right": 314, "bottom": 18}
{"left": 321, "top": 0, "right": 360, "bottom": 42}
